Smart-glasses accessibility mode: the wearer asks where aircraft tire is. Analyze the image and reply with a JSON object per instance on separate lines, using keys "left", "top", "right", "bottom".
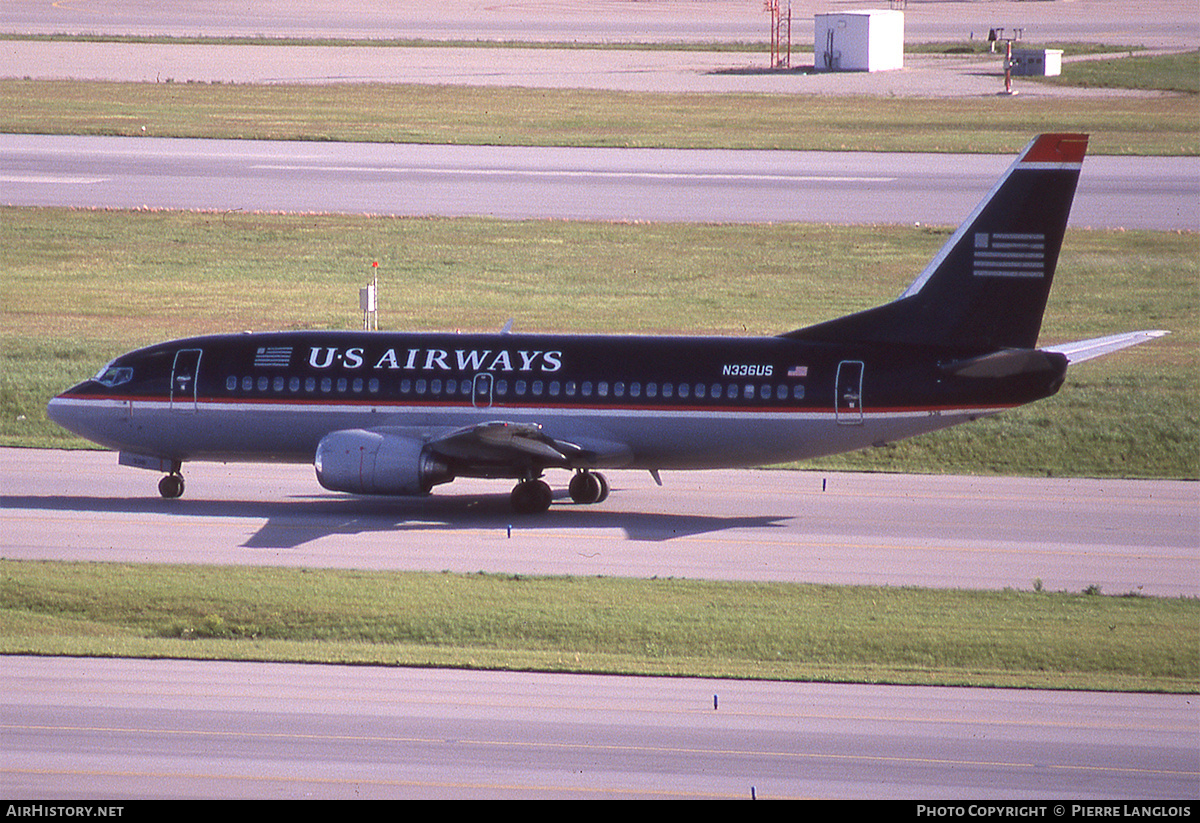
{"left": 511, "top": 479, "right": 552, "bottom": 514}
{"left": 569, "top": 471, "right": 609, "bottom": 505}
{"left": 594, "top": 472, "right": 610, "bottom": 503}
{"left": 158, "top": 473, "right": 184, "bottom": 499}
{"left": 569, "top": 471, "right": 600, "bottom": 504}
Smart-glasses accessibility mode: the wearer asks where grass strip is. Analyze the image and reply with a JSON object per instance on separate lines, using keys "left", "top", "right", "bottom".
{"left": 1037, "top": 49, "right": 1200, "bottom": 95}
{"left": 1, "top": 78, "right": 1195, "bottom": 154}
{"left": 3, "top": 208, "right": 1195, "bottom": 479}
{"left": 0, "top": 33, "right": 773, "bottom": 52}
{"left": 0, "top": 32, "right": 1161, "bottom": 57}
{"left": 1, "top": 560, "right": 1195, "bottom": 692}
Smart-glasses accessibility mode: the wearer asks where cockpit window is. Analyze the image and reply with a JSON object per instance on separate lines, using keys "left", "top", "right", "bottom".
{"left": 94, "top": 365, "right": 134, "bottom": 387}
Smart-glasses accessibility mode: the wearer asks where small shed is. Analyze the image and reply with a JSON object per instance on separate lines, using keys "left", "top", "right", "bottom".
{"left": 814, "top": 10, "right": 904, "bottom": 72}
{"left": 1011, "top": 48, "right": 1063, "bottom": 77}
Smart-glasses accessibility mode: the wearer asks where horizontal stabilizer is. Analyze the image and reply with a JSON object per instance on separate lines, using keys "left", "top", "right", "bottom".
{"left": 1043, "top": 330, "right": 1170, "bottom": 364}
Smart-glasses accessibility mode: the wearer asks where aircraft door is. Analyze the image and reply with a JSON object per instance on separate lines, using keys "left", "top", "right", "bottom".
{"left": 472, "top": 372, "right": 494, "bottom": 408}
{"left": 835, "top": 360, "right": 864, "bottom": 425}
{"left": 170, "top": 349, "right": 203, "bottom": 412}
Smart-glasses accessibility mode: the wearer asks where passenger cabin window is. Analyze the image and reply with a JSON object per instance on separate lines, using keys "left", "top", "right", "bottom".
{"left": 217, "top": 366, "right": 809, "bottom": 408}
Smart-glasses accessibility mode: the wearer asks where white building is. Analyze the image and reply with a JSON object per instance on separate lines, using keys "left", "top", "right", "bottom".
{"left": 814, "top": 10, "right": 904, "bottom": 72}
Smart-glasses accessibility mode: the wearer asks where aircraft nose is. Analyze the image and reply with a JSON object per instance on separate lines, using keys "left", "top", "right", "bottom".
{"left": 46, "top": 391, "right": 76, "bottom": 431}
{"left": 46, "top": 382, "right": 95, "bottom": 437}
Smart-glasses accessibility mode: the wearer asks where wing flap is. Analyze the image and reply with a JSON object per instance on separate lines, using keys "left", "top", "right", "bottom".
{"left": 475, "top": 421, "right": 571, "bottom": 462}
{"left": 427, "top": 420, "right": 632, "bottom": 473}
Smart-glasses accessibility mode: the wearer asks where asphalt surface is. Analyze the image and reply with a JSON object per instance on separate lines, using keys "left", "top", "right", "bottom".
{"left": 2, "top": 0, "right": 1197, "bottom": 48}
{"left": 5, "top": 449, "right": 1196, "bottom": 597}
{"left": 4, "top": 134, "right": 1196, "bottom": 229}
{"left": 4, "top": 655, "right": 1196, "bottom": 799}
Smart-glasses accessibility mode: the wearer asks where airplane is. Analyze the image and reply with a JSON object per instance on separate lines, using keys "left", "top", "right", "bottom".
{"left": 47, "top": 133, "right": 1167, "bottom": 514}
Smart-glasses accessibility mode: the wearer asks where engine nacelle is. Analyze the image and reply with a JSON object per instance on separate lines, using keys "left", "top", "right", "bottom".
{"left": 315, "top": 429, "right": 453, "bottom": 496}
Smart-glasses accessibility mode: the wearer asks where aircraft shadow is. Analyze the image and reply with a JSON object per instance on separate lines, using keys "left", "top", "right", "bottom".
{"left": 3, "top": 490, "right": 791, "bottom": 551}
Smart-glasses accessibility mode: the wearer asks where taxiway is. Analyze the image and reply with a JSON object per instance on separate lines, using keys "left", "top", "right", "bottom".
{"left": 4, "top": 449, "right": 1196, "bottom": 597}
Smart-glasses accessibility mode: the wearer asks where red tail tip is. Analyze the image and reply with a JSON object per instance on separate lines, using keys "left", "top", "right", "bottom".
{"left": 1022, "top": 133, "right": 1089, "bottom": 164}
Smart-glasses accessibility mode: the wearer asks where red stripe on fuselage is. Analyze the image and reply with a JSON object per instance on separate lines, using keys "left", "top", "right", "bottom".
{"left": 60, "top": 393, "right": 1016, "bottom": 416}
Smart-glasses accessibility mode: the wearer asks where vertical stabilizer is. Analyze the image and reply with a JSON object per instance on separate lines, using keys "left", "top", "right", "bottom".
{"left": 784, "top": 134, "right": 1089, "bottom": 350}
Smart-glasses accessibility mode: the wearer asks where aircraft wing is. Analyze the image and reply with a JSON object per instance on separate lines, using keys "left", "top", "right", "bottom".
{"left": 427, "top": 420, "right": 633, "bottom": 471}
{"left": 1043, "top": 330, "right": 1170, "bottom": 365}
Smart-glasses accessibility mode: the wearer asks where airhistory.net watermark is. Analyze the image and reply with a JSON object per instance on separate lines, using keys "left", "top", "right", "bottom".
{"left": 6, "top": 808, "right": 124, "bottom": 818}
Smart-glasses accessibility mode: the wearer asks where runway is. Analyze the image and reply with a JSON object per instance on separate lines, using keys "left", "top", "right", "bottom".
{"left": 3, "top": 134, "right": 1197, "bottom": 230}
{"left": 3, "top": 0, "right": 1196, "bottom": 49}
{"left": 2, "top": 656, "right": 1196, "bottom": 799}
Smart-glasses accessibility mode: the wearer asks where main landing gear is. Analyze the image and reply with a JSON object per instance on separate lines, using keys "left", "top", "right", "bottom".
{"left": 510, "top": 470, "right": 609, "bottom": 514}
{"left": 568, "top": 470, "right": 609, "bottom": 506}
{"left": 157, "top": 472, "right": 185, "bottom": 499}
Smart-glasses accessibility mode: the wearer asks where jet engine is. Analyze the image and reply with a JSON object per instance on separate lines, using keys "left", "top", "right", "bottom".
{"left": 315, "top": 429, "right": 453, "bottom": 496}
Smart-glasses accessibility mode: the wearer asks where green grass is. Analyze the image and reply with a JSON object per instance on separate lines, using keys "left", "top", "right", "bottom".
{"left": 0, "top": 33, "right": 773, "bottom": 52}
{"left": 1, "top": 561, "right": 1194, "bottom": 692}
{"left": 1038, "top": 49, "right": 1200, "bottom": 95}
{"left": 3, "top": 208, "right": 1195, "bottom": 478}
{"left": 0, "top": 32, "right": 1164, "bottom": 60}
{"left": 1, "top": 78, "right": 1195, "bottom": 154}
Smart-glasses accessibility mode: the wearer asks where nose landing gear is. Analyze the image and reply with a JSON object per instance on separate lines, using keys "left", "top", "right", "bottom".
{"left": 157, "top": 472, "right": 185, "bottom": 499}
